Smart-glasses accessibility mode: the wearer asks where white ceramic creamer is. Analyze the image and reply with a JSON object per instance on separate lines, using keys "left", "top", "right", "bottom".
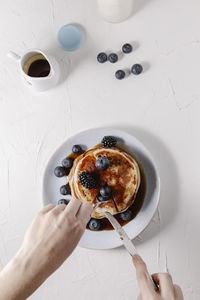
{"left": 7, "top": 49, "right": 60, "bottom": 92}
{"left": 97, "top": 0, "right": 133, "bottom": 23}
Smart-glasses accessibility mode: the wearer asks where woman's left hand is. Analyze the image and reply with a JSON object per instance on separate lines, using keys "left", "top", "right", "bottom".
{"left": 0, "top": 198, "right": 93, "bottom": 300}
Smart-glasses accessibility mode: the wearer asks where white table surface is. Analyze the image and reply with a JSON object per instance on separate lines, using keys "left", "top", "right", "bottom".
{"left": 0, "top": 0, "right": 200, "bottom": 299}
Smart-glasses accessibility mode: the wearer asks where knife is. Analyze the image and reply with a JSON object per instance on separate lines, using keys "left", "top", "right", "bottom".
{"left": 105, "top": 211, "right": 159, "bottom": 291}
{"left": 105, "top": 211, "right": 137, "bottom": 255}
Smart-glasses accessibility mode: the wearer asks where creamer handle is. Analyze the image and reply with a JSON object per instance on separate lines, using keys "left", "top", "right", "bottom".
{"left": 7, "top": 51, "right": 21, "bottom": 61}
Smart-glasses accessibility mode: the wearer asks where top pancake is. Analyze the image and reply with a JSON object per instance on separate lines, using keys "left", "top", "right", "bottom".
{"left": 68, "top": 147, "right": 140, "bottom": 219}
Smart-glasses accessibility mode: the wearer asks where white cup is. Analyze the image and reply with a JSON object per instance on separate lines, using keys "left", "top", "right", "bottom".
{"left": 7, "top": 49, "right": 60, "bottom": 92}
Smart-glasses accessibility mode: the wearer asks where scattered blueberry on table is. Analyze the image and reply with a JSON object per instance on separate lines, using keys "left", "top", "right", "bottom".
{"left": 97, "top": 52, "right": 107, "bottom": 63}
{"left": 122, "top": 43, "right": 133, "bottom": 54}
{"left": 131, "top": 64, "right": 143, "bottom": 75}
{"left": 88, "top": 218, "right": 101, "bottom": 230}
{"left": 60, "top": 184, "right": 71, "bottom": 195}
{"left": 115, "top": 70, "right": 126, "bottom": 80}
{"left": 108, "top": 53, "right": 118, "bottom": 63}
{"left": 97, "top": 43, "right": 145, "bottom": 80}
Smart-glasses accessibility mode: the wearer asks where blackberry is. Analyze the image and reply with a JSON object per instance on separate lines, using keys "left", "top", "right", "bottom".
{"left": 79, "top": 171, "right": 96, "bottom": 189}
{"left": 101, "top": 136, "right": 117, "bottom": 148}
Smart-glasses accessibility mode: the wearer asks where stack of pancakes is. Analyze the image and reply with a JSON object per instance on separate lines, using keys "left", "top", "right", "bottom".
{"left": 68, "top": 146, "right": 140, "bottom": 219}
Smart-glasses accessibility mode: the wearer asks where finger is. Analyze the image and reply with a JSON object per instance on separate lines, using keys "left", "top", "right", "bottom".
{"left": 152, "top": 273, "right": 174, "bottom": 297}
{"left": 137, "top": 294, "right": 142, "bottom": 300}
{"left": 50, "top": 204, "right": 66, "bottom": 215}
{"left": 132, "top": 254, "right": 156, "bottom": 296}
{"left": 41, "top": 204, "right": 55, "bottom": 214}
{"left": 76, "top": 202, "right": 93, "bottom": 225}
{"left": 64, "top": 197, "right": 82, "bottom": 216}
{"left": 174, "top": 284, "right": 184, "bottom": 300}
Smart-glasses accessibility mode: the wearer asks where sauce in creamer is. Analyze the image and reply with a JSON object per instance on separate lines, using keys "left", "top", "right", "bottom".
{"left": 66, "top": 145, "right": 146, "bottom": 231}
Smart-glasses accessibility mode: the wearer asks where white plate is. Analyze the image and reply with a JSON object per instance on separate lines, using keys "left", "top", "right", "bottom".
{"left": 43, "top": 128, "right": 160, "bottom": 250}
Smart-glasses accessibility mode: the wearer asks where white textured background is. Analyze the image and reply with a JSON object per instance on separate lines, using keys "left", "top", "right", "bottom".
{"left": 0, "top": 0, "right": 200, "bottom": 299}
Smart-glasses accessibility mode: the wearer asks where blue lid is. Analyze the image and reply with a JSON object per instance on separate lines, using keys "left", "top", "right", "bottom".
{"left": 57, "top": 24, "right": 84, "bottom": 51}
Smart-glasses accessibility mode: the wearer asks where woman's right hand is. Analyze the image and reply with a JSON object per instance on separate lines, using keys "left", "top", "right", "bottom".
{"left": 132, "top": 254, "right": 184, "bottom": 300}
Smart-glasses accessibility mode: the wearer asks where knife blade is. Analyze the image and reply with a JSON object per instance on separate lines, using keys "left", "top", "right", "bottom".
{"left": 105, "top": 211, "right": 137, "bottom": 256}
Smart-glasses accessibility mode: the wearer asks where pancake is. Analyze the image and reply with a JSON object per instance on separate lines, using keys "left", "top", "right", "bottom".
{"left": 68, "top": 146, "right": 140, "bottom": 219}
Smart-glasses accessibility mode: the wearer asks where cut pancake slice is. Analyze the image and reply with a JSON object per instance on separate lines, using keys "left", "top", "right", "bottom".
{"left": 92, "top": 198, "right": 118, "bottom": 219}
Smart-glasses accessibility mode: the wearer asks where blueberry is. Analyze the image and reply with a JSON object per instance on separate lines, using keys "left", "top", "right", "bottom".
{"left": 95, "top": 156, "right": 110, "bottom": 170}
{"left": 88, "top": 218, "right": 101, "bottom": 230}
{"left": 72, "top": 145, "right": 82, "bottom": 154}
{"left": 60, "top": 184, "right": 71, "bottom": 195}
{"left": 120, "top": 209, "right": 133, "bottom": 221}
{"left": 97, "top": 194, "right": 109, "bottom": 202}
{"left": 58, "top": 199, "right": 69, "bottom": 205}
{"left": 97, "top": 52, "right": 107, "bottom": 63}
{"left": 100, "top": 185, "right": 112, "bottom": 198}
{"left": 62, "top": 157, "right": 74, "bottom": 168}
{"left": 115, "top": 70, "right": 125, "bottom": 80}
{"left": 54, "top": 166, "right": 67, "bottom": 177}
{"left": 122, "top": 43, "right": 133, "bottom": 54}
{"left": 131, "top": 64, "right": 143, "bottom": 75}
{"left": 108, "top": 53, "right": 118, "bottom": 63}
